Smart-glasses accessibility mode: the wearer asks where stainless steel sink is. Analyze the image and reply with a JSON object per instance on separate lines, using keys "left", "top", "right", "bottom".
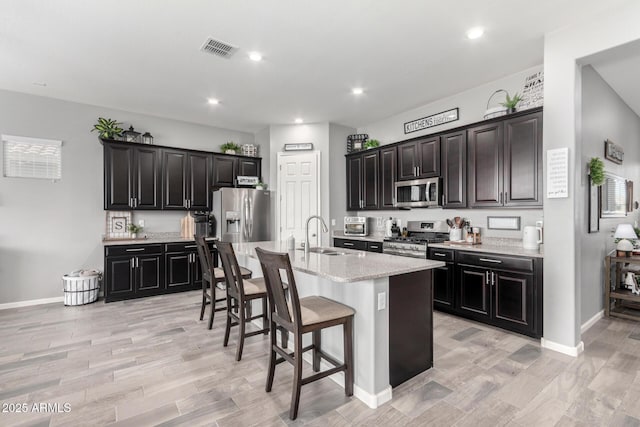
{"left": 297, "top": 247, "right": 347, "bottom": 255}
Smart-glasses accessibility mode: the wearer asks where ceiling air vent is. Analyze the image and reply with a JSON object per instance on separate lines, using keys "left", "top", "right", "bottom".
{"left": 200, "top": 37, "right": 238, "bottom": 58}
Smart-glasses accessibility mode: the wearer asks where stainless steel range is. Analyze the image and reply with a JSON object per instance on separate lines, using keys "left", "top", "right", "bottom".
{"left": 382, "top": 220, "right": 449, "bottom": 258}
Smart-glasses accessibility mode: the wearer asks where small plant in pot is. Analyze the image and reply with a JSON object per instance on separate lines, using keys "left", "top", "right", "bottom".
{"left": 221, "top": 142, "right": 240, "bottom": 155}
{"left": 255, "top": 181, "right": 267, "bottom": 190}
{"left": 364, "top": 139, "right": 380, "bottom": 149}
{"left": 501, "top": 92, "right": 523, "bottom": 113}
{"left": 128, "top": 223, "right": 143, "bottom": 239}
{"left": 92, "top": 117, "right": 124, "bottom": 140}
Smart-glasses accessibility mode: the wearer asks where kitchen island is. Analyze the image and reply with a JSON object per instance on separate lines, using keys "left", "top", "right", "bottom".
{"left": 233, "top": 241, "right": 444, "bottom": 408}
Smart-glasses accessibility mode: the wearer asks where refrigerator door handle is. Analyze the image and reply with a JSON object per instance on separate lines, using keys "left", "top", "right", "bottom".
{"left": 243, "top": 196, "right": 249, "bottom": 240}
{"left": 248, "top": 197, "right": 253, "bottom": 239}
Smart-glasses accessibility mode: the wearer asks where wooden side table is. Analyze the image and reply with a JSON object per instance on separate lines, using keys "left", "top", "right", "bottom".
{"left": 605, "top": 252, "right": 640, "bottom": 320}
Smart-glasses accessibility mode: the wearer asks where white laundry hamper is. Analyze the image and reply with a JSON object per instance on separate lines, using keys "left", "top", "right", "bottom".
{"left": 62, "top": 271, "right": 101, "bottom": 306}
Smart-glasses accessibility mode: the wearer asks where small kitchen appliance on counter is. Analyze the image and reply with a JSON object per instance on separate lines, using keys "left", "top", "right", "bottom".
{"left": 193, "top": 211, "right": 216, "bottom": 238}
{"left": 523, "top": 224, "right": 543, "bottom": 250}
{"left": 344, "top": 216, "right": 368, "bottom": 236}
{"left": 382, "top": 220, "right": 449, "bottom": 258}
{"left": 384, "top": 217, "right": 399, "bottom": 238}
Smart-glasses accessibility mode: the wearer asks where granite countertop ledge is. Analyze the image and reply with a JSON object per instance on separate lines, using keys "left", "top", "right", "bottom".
{"left": 332, "top": 231, "right": 385, "bottom": 243}
{"left": 429, "top": 238, "right": 544, "bottom": 258}
{"left": 233, "top": 241, "right": 444, "bottom": 283}
{"left": 102, "top": 233, "right": 218, "bottom": 246}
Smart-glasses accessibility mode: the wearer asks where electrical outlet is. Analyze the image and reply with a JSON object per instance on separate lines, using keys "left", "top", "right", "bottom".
{"left": 331, "top": 219, "right": 336, "bottom": 226}
{"left": 138, "top": 220, "right": 145, "bottom": 227}
{"left": 377, "top": 292, "right": 386, "bottom": 310}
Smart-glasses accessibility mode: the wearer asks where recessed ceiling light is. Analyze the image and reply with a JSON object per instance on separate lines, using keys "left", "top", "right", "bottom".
{"left": 208, "top": 98, "right": 220, "bottom": 105}
{"left": 466, "top": 27, "right": 484, "bottom": 40}
{"left": 249, "top": 52, "right": 262, "bottom": 62}
{"left": 294, "top": 118, "right": 303, "bottom": 124}
{"left": 352, "top": 88, "right": 364, "bottom": 95}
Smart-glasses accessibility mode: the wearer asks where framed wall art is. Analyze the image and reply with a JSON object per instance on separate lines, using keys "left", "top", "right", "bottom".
{"left": 605, "top": 139, "right": 624, "bottom": 164}
{"left": 106, "top": 211, "right": 132, "bottom": 240}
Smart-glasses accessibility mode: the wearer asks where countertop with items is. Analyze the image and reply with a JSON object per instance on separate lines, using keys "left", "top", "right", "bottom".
{"left": 429, "top": 238, "right": 544, "bottom": 258}
{"left": 332, "top": 231, "right": 385, "bottom": 243}
{"left": 233, "top": 240, "right": 444, "bottom": 283}
{"left": 102, "top": 233, "right": 218, "bottom": 246}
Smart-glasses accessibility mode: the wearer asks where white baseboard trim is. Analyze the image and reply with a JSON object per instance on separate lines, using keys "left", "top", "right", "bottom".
{"left": 540, "top": 338, "right": 584, "bottom": 357}
{"left": 581, "top": 310, "right": 604, "bottom": 334}
{"left": 0, "top": 297, "right": 64, "bottom": 310}
{"left": 251, "top": 318, "right": 392, "bottom": 408}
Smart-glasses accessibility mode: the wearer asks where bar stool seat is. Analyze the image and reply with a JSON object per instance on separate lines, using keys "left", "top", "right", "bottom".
{"left": 212, "top": 266, "right": 252, "bottom": 282}
{"left": 297, "top": 296, "right": 355, "bottom": 330}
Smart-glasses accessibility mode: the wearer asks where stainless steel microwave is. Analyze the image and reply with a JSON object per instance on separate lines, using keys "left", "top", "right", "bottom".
{"left": 395, "top": 177, "right": 441, "bottom": 208}
{"left": 344, "top": 216, "right": 368, "bottom": 236}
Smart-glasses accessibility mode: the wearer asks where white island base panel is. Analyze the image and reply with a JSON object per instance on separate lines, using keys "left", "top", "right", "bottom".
{"left": 237, "top": 253, "right": 393, "bottom": 408}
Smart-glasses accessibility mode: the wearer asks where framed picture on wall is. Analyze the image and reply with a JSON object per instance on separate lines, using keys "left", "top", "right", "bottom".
{"left": 588, "top": 177, "right": 599, "bottom": 233}
{"left": 106, "top": 211, "right": 132, "bottom": 239}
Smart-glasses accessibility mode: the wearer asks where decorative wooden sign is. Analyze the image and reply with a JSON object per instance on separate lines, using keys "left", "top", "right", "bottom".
{"left": 404, "top": 108, "right": 459, "bottom": 134}
{"left": 605, "top": 139, "right": 624, "bottom": 164}
{"left": 547, "top": 147, "right": 569, "bottom": 198}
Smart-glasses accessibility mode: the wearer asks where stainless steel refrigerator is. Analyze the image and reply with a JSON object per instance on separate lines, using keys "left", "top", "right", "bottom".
{"left": 212, "top": 188, "right": 271, "bottom": 242}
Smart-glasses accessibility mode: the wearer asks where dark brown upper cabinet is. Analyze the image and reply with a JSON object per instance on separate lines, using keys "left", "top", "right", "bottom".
{"left": 379, "top": 146, "right": 397, "bottom": 209}
{"left": 468, "top": 122, "right": 503, "bottom": 207}
{"left": 441, "top": 131, "right": 467, "bottom": 208}
{"left": 397, "top": 137, "right": 440, "bottom": 181}
{"left": 162, "top": 150, "right": 211, "bottom": 210}
{"left": 468, "top": 111, "right": 542, "bottom": 208}
{"left": 104, "top": 142, "right": 161, "bottom": 210}
{"left": 212, "top": 154, "right": 261, "bottom": 188}
{"left": 346, "top": 151, "right": 379, "bottom": 211}
{"left": 503, "top": 112, "right": 543, "bottom": 207}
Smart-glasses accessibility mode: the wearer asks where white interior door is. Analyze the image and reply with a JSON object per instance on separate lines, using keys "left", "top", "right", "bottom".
{"left": 277, "top": 152, "right": 320, "bottom": 245}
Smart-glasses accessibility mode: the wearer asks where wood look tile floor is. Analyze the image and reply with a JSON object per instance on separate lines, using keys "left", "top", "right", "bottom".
{"left": 1, "top": 292, "right": 640, "bottom": 426}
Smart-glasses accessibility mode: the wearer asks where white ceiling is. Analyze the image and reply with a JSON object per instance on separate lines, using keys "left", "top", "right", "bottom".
{"left": 0, "top": 0, "right": 623, "bottom": 133}
{"left": 588, "top": 40, "right": 640, "bottom": 118}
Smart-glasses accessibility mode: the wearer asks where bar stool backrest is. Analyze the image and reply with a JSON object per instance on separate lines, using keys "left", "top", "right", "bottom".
{"left": 194, "top": 235, "right": 213, "bottom": 280}
{"left": 215, "top": 241, "right": 246, "bottom": 301}
{"left": 255, "top": 247, "right": 300, "bottom": 332}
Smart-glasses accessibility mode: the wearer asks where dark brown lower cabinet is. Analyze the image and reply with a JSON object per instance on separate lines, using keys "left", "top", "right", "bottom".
{"left": 428, "top": 248, "right": 455, "bottom": 313}
{"left": 389, "top": 270, "right": 433, "bottom": 387}
{"left": 104, "top": 241, "right": 216, "bottom": 303}
{"left": 453, "top": 251, "right": 542, "bottom": 338}
{"left": 333, "top": 238, "right": 383, "bottom": 253}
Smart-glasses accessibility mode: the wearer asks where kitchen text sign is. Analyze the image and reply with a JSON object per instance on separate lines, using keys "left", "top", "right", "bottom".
{"left": 404, "top": 108, "right": 459, "bottom": 134}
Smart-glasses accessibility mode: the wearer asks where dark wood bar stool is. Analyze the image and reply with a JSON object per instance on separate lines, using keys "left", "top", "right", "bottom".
{"left": 194, "top": 236, "right": 252, "bottom": 330}
{"left": 216, "top": 241, "right": 270, "bottom": 361}
{"left": 255, "top": 247, "right": 355, "bottom": 420}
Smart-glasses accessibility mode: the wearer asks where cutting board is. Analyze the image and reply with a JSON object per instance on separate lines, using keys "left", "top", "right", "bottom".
{"left": 181, "top": 212, "right": 195, "bottom": 238}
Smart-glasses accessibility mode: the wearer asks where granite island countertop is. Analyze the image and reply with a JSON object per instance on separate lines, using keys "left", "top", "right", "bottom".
{"left": 233, "top": 240, "right": 444, "bottom": 283}
{"left": 331, "top": 231, "right": 385, "bottom": 243}
{"left": 429, "top": 238, "right": 544, "bottom": 258}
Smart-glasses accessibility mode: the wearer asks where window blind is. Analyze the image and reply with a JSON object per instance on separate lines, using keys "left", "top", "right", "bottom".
{"left": 2, "top": 134, "right": 62, "bottom": 180}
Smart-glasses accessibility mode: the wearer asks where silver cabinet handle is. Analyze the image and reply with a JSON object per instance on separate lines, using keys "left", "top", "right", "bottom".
{"left": 485, "top": 271, "right": 489, "bottom": 283}
{"left": 126, "top": 248, "right": 145, "bottom": 252}
{"left": 433, "top": 253, "right": 446, "bottom": 257}
{"left": 189, "top": 199, "right": 192, "bottom": 209}
{"left": 131, "top": 258, "right": 135, "bottom": 269}
{"left": 129, "top": 198, "right": 134, "bottom": 208}
{"left": 417, "top": 166, "right": 420, "bottom": 176}
{"left": 370, "top": 245, "right": 379, "bottom": 249}
{"left": 135, "top": 257, "right": 139, "bottom": 268}
{"left": 479, "top": 258, "right": 502, "bottom": 264}
{"left": 185, "top": 245, "right": 197, "bottom": 249}
{"left": 491, "top": 271, "right": 495, "bottom": 286}
{"left": 343, "top": 242, "right": 354, "bottom": 246}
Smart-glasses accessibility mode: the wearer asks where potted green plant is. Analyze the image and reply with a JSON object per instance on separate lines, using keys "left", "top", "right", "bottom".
{"left": 501, "top": 92, "right": 523, "bottom": 113}
{"left": 221, "top": 142, "right": 241, "bottom": 154}
{"left": 364, "top": 139, "right": 380, "bottom": 149}
{"left": 255, "top": 181, "right": 267, "bottom": 190}
{"left": 128, "top": 223, "right": 143, "bottom": 239}
{"left": 589, "top": 157, "right": 605, "bottom": 186}
{"left": 92, "top": 117, "right": 124, "bottom": 140}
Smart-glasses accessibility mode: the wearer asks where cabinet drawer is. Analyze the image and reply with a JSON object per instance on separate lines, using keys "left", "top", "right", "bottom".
{"left": 457, "top": 251, "right": 533, "bottom": 272}
{"left": 105, "top": 244, "right": 163, "bottom": 257}
{"left": 165, "top": 242, "right": 199, "bottom": 253}
{"left": 333, "top": 238, "right": 367, "bottom": 251}
{"left": 428, "top": 248, "right": 455, "bottom": 262}
{"left": 367, "top": 241, "right": 383, "bottom": 253}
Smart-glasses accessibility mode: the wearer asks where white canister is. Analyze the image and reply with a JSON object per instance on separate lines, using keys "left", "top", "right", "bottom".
{"left": 287, "top": 235, "right": 295, "bottom": 251}
{"left": 450, "top": 228, "right": 462, "bottom": 242}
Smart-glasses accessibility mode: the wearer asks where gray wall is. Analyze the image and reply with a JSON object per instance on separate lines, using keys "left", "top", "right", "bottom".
{"left": 0, "top": 89, "right": 253, "bottom": 305}
{"left": 579, "top": 65, "right": 640, "bottom": 324}
{"left": 329, "top": 123, "right": 356, "bottom": 232}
